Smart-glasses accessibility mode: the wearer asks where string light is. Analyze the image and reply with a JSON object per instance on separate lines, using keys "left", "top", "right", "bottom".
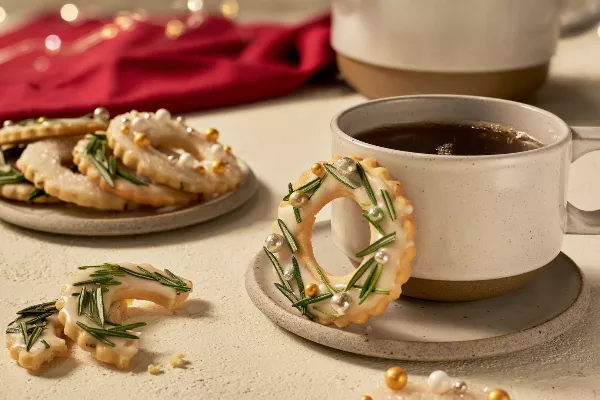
{"left": 220, "top": 0, "right": 239, "bottom": 20}
{"left": 60, "top": 4, "right": 79, "bottom": 22}
{"left": 44, "top": 35, "right": 62, "bottom": 54}
{"left": 187, "top": 0, "right": 204, "bottom": 12}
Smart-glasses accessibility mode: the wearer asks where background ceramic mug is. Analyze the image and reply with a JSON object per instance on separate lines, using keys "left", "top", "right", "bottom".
{"left": 331, "top": 95, "right": 600, "bottom": 301}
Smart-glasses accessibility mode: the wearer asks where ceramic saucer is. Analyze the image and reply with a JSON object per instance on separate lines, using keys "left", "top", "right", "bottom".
{"left": 0, "top": 159, "right": 257, "bottom": 236}
{"left": 245, "top": 221, "right": 589, "bottom": 361}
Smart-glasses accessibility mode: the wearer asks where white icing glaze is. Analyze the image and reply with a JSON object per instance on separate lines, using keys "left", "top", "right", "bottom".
{"left": 107, "top": 111, "right": 242, "bottom": 194}
{"left": 274, "top": 158, "right": 415, "bottom": 327}
{"left": 56, "top": 262, "right": 192, "bottom": 369}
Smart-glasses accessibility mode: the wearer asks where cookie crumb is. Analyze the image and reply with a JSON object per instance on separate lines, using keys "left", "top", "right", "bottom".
{"left": 147, "top": 364, "right": 162, "bottom": 375}
{"left": 170, "top": 353, "right": 185, "bottom": 368}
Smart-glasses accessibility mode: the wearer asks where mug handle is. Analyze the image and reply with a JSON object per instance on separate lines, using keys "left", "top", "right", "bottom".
{"left": 566, "top": 126, "right": 600, "bottom": 234}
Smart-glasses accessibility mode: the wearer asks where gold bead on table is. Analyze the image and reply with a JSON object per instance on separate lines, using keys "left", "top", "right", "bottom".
{"left": 204, "top": 128, "right": 219, "bottom": 142}
{"left": 37, "top": 117, "right": 46, "bottom": 123}
{"left": 487, "top": 389, "right": 510, "bottom": 400}
{"left": 195, "top": 166, "right": 206, "bottom": 175}
{"left": 133, "top": 132, "right": 150, "bottom": 147}
{"left": 311, "top": 162, "right": 324, "bottom": 176}
{"left": 211, "top": 160, "right": 226, "bottom": 174}
{"left": 304, "top": 283, "right": 319, "bottom": 297}
{"left": 120, "top": 125, "right": 130, "bottom": 135}
{"left": 360, "top": 396, "right": 373, "bottom": 400}
{"left": 223, "top": 145, "right": 232, "bottom": 155}
{"left": 385, "top": 366, "right": 408, "bottom": 391}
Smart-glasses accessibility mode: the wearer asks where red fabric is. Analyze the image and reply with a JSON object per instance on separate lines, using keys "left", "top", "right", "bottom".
{"left": 0, "top": 13, "right": 335, "bottom": 120}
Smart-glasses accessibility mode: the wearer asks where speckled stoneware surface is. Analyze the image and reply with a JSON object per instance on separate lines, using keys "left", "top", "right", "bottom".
{"left": 246, "top": 221, "right": 590, "bottom": 361}
{"left": 0, "top": 159, "right": 257, "bottom": 236}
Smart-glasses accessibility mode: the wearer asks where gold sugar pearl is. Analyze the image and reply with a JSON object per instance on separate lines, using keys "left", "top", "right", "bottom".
{"left": 195, "top": 166, "right": 206, "bottom": 175}
{"left": 211, "top": 160, "right": 226, "bottom": 174}
{"left": 223, "top": 145, "right": 232, "bottom": 155}
{"left": 487, "top": 389, "right": 510, "bottom": 400}
{"left": 204, "top": 128, "right": 219, "bottom": 142}
{"left": 360, "top": 396, "right": 373, "bottom": 400}
{"left": 133, "top": 132, "right": 150, "bottom": 147}
{"left": 37, "top": 117, "right": 46, "bottom": 123}
{"left": 385, "top": 366, "right": 408, "bottom": 391}
{"left": 304, "top": 283, "right": 319, "bottom": 297}
{"left": 311, "top": 162, "right": 324, "bottom": 176}
{"left": 120, "top": 125, "right": 130, "bottom": 135}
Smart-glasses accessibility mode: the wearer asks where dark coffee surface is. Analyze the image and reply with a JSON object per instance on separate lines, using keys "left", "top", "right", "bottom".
{"left": 353, "top": 122, "right": 543, "bottom": 156}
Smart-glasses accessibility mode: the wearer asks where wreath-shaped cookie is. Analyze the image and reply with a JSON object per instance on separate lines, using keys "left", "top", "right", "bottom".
{"left": 264, "top": 156, "right": 416, "bottom": 328}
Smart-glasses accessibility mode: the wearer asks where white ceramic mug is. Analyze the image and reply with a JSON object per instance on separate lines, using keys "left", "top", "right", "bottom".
{"left": 331, "top": 95, "right": 600, "bottom": 301}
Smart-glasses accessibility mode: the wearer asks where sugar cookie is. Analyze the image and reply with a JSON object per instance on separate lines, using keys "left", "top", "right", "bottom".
{"left": 0, "top": 108, "right": 109, "bottom": 146}
{"left": 56, "top": 262, "right": 192, "bottom": 369}
{"left": 106, "top": 109, "right": 242, "bottom": 194}
{"left": 0, "top": 183, "right": 61, "bottom": 203}
{"left": 16, "top": 137, "right": 136, "bottom": 210}
{"left": 73, "top": 135, "right": 198, "bottom": 207}
{"left": 5, "top": 300, "right": 68, "bottom": 370}
{"left": 264, "top": 156, "right": 416, "bottom": 328}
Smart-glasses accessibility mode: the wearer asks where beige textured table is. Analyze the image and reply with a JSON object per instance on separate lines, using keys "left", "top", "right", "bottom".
{"left": 2, "top": 15, "right": 600, "bottom": 400}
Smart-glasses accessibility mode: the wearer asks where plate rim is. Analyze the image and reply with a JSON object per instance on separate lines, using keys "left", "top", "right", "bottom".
{"left": 0, "top": 158, "right": 257, "bottom": 236}
{"left": 245, "top": 222, "right": 590, "bottom": 361}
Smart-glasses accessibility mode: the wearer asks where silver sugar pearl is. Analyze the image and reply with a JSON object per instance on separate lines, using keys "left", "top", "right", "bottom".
{"left": 265, "top": 233, "right": 284, "bottom": 253}
{"left": 132, "top": 116, "right": 148, "bottom": 132}
{"left": 120, "top": 116, "right": 129, "bottom": 124}
{"left": 289, "top": 190, "right": 308, "bottom": 208}
{"left": 167, "top": 155, "right": 178, "bottom": 163}
{"left": 186, "top": 127, "right": 195, "bottom": 135}
{"left": 335, "top": 157, "right": 356, "bottom": 176}
{"left": 374, "top": 250, "right": 389, "bottom": 265}
{"left": 453, "top": 381, "right": 468, "bottom": 394}
{"left": 93, "top": 107, "right": 110, "bottom": 121}
{"left": 282, "top": 266, "right": 294, "bottom": 281}
{"left": 175, "top": 116, "right": 185, "bottom": 124}
{"left": 155, "top": 108, "right": 171, "bottom": 121}
{"left": 330, "top": 291, "right": 351, "bottom": 315}
{"left": 368, "top": 206, "right": 384, "bottom": 222}
{"left": 142, "top": 112, "right": 151, "bottom": 119}
{"left": 3, "top": 120, "right": 14, "bottom": 127}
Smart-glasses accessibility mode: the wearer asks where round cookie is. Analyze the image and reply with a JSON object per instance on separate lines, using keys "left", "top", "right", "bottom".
{"left": 16, "top": 137, "right": 136, "bottom": 210}
{"left": 0, "top": 183, "right": 60, "bottom": 204}
{"left": 264, "top": 156, "right": 416, "bottom": 328}
{"left": 73, "top": 135, "right": 198, "bottom": 207}
{"left": 106, "top": 109, "right": 242, "bottom": 194}
{"left": 0, "top": 108, "right": 110, "bottom": 146}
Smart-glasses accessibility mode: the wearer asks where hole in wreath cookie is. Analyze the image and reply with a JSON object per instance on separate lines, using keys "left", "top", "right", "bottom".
{"left": 313, "top": 198, "right": 370, "bottom": 275}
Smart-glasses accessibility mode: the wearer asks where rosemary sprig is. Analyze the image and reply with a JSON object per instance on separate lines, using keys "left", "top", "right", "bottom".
{"left": 77, "top": 288, "right": 87, "bottom": 316}
{"left": 282, "top": 178, "right": 321, "bottom": 201}
{"left": 41, "top": 339, "right": 50, "bottom": 349}
{"left": 345, "top": 257, "right": 376, "bottom": 291}
{"left": 362, "top": 210, "right": 386, "bottom": 235}
{"left": 313, "top": 306, "right": 337, "bottom": 317}
{"left": 96, "top": 287, "right": 105, "bottom": 326}
{"left": 264, "top": 247, "right": 292, "bottom": 291}
{"left": 27, "top": 188, "right": 46, "bottom": 201}
{"left": 355, "top": 232, "right": 396, "bottom": 258}
{"left": 381, "top": 189, "right": 397, "bottom": 221}
{"left": 0, "top": 172, "right": 24, "bottom": 185}
{"left": 17, "top": 301, "right": 57, "bottom": 314}
{"left": 26, "top": 327, "right": 44, "bottom": 351}
{"left": 352, "top": 285, "right": 390, "bottom": 295}
{"left": 356, "top": 162, "right": 376, "bottom": 205}
{"left": 87, "top": 154, "right": 114, "bottom": 188}
{"left": 359, "top": 263, "right": 378, "bottom": 299}
{"left": 72, "top": 276, "right": 114, "bottom": 286}
{"left": 76, "top": 322, "right": 116, "bottom": 347}
{"left": 359, "top": 264, "right": 383, "bottom": 304}
{"left": 287, "top": 183, "right": 302, "bottom": 223}
{"left": 291, "top": 293, "right": 333, "bottom": 307}
{"left": 315, "top": 265, "right": 336, "bottom": 293}
{"left": 19, "top": 322, "right": 28, "bottom": 345}
{"left": 108, "top": 156, "right": 117, "bottom": 177}
{"left": 79, "top": 263, "right": 121, "bottom": 270}
{"left": 25, "top": 311, "right": 54, "bottom": 325}
{"left": 165, "top": 269, "right": 187, "bottom": 286}
{"left": 292, "top": 256, "right": 307, "bottom": 315}
{"left": 109, "top": 322, "right": 147, "bottom": 331}
{"left": 116, "top": 168, "right": 148, "bottom": 186}
{"left": 277, "top": 219, "right": 298, "bottom": 253}
{"left": 274, "top": 283, "right": 298, "bottom": 304}
{"left": 323, "top": 163, "right": 360, "bottom": 189}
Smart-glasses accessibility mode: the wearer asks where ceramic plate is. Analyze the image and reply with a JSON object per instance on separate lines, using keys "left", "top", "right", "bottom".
{"left": 0, "top": 159, "right": 257, "bottom": 236}
{"left": 245, "top": 221, "right": 590, "bottom": 361}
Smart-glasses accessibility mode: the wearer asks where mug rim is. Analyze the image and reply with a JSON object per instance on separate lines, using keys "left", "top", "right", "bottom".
{"left": 331, "top": 94, "right": 571, "bottom": 161}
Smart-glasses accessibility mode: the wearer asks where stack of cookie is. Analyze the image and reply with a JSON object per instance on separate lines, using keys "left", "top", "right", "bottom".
{"left": 0, "top": 108, "right": 242, "bottom": 210}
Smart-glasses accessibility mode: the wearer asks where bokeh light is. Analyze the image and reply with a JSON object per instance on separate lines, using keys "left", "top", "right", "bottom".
{"left": 220, "top": 0, "right": 239, "bottom": 20}
{"left": 101, "top": 24, "right": 119, "bottom": 39}
{"left": 44, "top": 35, "right": 62, "bottom": 54}
{"left": 166, "top": 19, "right": 186, "bottom": 39}
{"left": 115, "top": 14, "right": 134, "bottom": 31}
{"left": 0, "top": 7, "right": 6, "bottom": 24}
{"left": 60, "top": 4, "right": 79, "bottom": 22}
{"left": 187, "top": 0, "right": 204, "bottom": 12}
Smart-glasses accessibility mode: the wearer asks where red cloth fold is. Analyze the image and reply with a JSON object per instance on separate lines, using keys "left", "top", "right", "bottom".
{"left": 0, "top": 13, "right": 334, "bottom": 120}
